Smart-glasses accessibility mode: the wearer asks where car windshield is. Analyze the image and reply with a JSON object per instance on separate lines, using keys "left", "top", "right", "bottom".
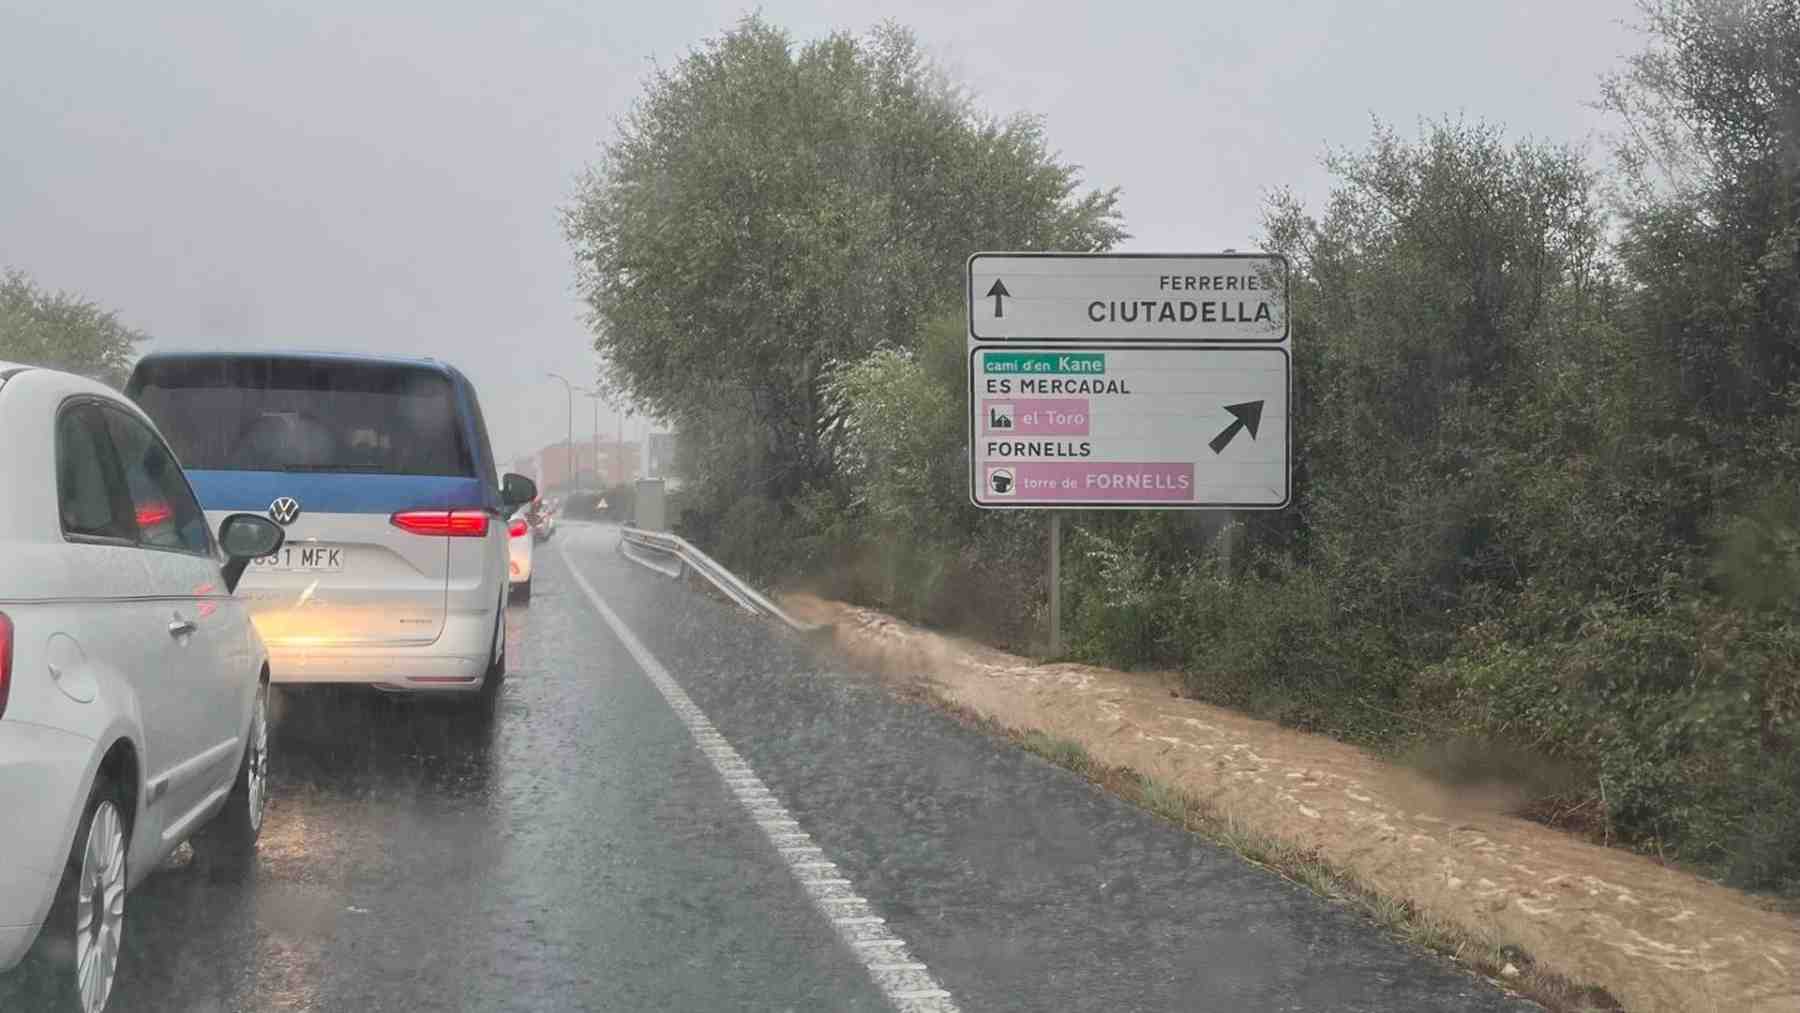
{"left": 131, "top": 358, "right": 473, "bottom": 477}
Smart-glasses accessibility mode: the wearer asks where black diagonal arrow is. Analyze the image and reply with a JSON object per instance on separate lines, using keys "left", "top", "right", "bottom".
{"left": 1208, "top": 400, "right": 1264, "bottom": 454}
{"left": 986, "top": 278, "right": 1011, "bottom": 318}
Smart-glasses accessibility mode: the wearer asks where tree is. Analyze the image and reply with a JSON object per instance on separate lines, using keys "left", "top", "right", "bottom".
{"left": 0, "top": 269, "right": 145, "bottom": 388}
{"left": 563, "top": 17, "right": 1124, "bottom": 513}
{"left": 1602, "top": 0, "right": 1800, "bottom": 421}
{"left": 1260, "top": 119, "right": 1613, "bottom": 606}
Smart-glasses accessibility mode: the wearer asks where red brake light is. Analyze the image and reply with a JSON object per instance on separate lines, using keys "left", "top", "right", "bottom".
{"left": 0, "top": 612, "right": 12, "bottom": 721}
{"left": 508, "top": 519, "right": 528, "bottom": 538}
{"left": 135, "top": 502, "right": 172, "bottom": 528}
{"left": 390, "top": 509, "right": 490, "bottom": 537}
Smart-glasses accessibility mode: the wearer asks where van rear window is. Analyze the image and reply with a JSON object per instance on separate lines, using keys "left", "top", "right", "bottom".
{"left": 131, "top": 357, "right": 474, "bottom": 477}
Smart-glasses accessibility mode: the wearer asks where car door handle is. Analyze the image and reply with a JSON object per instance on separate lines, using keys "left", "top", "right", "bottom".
{"left": 168, "top": 616, "right": 198, "bottom": 638}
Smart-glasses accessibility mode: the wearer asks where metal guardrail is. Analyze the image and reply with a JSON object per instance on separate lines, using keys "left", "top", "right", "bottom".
{"left": 618, "top": 525, "right": 828, "bottom": 636}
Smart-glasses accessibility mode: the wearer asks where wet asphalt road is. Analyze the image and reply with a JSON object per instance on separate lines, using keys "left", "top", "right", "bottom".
{"left": 12, "top": 522, "right": 1535, "bottom": 1011}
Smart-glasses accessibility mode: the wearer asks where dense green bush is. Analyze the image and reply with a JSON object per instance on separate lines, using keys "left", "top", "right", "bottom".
{"left": 787, "top": 314, "right": 1047, "bottom": 646}
{"left": 1427, "top": 595, "right": 1799, "bottom": 889}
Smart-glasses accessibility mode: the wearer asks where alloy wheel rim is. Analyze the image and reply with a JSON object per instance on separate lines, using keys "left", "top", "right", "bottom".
{"left": 74, "top": 799, "right": 125, "bottom": 1013}
{"left": 247, "top": 688, "right": 268, "bottom": 831}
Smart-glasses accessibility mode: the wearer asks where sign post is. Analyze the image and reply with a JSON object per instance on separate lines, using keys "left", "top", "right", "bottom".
{"left": 966, "top": 252, "right": 1291, "bottom": 651}
{"left": 1049, "top": 512, "right": 1062, "bottom": 654}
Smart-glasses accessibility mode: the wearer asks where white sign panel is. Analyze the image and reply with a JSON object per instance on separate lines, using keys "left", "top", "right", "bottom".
{"left": 968, "top": 252, "right": 1288, "bottom": 343}
{"left": 969, "top": 345, "right": 1290, "bottom": 510}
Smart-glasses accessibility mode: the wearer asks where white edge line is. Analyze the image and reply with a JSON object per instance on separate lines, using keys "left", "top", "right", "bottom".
{"left": 558, "top": 536, "right": 961, "bottom": 1013}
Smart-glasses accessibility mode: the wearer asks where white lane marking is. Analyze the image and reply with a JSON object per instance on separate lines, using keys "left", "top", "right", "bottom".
{"left": 558, "top": 539, "right": 962, "bottom": 1013}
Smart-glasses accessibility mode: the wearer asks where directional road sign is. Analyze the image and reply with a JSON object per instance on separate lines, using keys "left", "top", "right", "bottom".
{"left": 967, "top": 252, "right": 1291, "bottom": 510}
{"left": 968, "top": 252, "right": 1288, "bottom": 343}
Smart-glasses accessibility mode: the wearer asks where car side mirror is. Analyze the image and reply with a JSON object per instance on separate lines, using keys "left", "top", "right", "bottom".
{"left": 218, "top": 513, "right": 286, "bottom": 594}
{"left": 501, "top": 473, "right": 538, "bottom": 510}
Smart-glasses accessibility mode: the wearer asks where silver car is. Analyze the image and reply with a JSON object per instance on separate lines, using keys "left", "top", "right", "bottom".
{"left": 126, "top": 352, "right": 537, "bottom": 703}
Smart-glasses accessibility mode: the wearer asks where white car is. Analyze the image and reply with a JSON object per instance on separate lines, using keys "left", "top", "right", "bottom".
{"left": 507, "top": 505, "right": 533, "bottom": 602}
{"left": 530, "top": 501, "right": 555, "bottom": 544}
{"left": 0, "top": 362, "right": 286, "bottom": 1012}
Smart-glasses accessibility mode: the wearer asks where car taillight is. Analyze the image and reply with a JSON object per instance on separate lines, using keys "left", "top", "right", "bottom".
{"left": 390, "top": 510, "right": 490, "bottom": 537}
{"left": 0, "top": 612, "right": 12, "bottom": 721}
{"left": 508, "top": 519, "right": 528, "bottom": 538}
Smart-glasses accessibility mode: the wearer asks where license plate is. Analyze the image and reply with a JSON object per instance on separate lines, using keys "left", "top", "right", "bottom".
{"left": 253, "top": 546, "right": 344, "bottom": 572}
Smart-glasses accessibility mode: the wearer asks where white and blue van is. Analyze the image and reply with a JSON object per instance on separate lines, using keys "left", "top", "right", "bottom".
{"left": 127, "top": 351, "right": 535, "bottom": 703}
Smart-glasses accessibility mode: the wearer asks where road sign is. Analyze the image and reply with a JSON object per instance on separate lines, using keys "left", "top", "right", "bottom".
{"left": 969, "top": 345, "right": 1289, "bottom": 509}
{"left": 968, "top": 252, "right": 1288, "bottom": 343}
{"left": 967, "top": 251, "right": 1291, "bottom": 511}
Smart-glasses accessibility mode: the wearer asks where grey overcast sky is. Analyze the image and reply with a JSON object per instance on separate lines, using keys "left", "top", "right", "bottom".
{"left": 0, "top": 1, "right": 1640, "bottom": 463}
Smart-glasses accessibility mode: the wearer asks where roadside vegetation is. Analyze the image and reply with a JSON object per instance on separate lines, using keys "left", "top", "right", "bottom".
{"left": 0, "top": 267, "right": 145, "bottom": 387}
{"left": 568, "top": 2, "right": 1800, "bottom": 897}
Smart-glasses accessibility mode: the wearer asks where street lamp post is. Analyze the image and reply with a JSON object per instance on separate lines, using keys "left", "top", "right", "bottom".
{"left": 580, "top": 389, "right": 602, "bottom": 487}
{"left": 546, "top": 373, "right": 574, "bottom": 494}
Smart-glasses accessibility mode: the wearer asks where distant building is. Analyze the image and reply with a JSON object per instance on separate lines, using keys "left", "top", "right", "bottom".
{"left": 537, "top": 439, "right": 641, "bottom": 491}
{"left": 594, "top": 440, "right": 640, "bottom": 486}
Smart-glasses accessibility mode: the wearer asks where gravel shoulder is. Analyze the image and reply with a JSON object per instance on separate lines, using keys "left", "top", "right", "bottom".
{"left": 781, "top": 593, "right": 1800, "bottom": 1013}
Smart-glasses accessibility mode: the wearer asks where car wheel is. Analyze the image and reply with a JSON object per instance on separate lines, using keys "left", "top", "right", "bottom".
{"left": 192, "top": 681, "right": 268, "bottom": 870}
{"left": 471, "top": 600, "right": 506, "bottom": 711}
{"left": 509, "top": 578, "right": 532, "bottom": 603}
{"left": 34, "top": 775, "right": 128, "bottom": 1013}
{"left": 491, "top": 601, "right": 506, "bottom": 678}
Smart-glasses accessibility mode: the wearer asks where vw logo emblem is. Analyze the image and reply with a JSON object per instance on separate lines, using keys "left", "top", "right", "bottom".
{"left": 269, "top": 497, "right": 302, "bottom": 526}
